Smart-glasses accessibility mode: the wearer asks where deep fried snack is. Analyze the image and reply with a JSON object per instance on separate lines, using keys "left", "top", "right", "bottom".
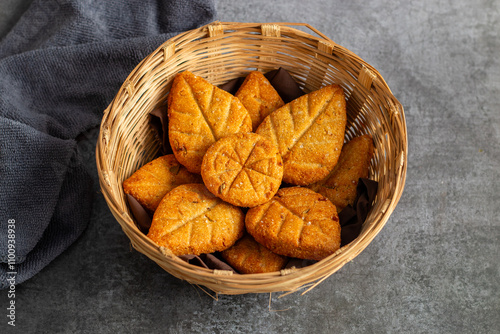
{"left": 168, "top": 71, "right": 252, "bottom": 173}
{"left": 201, "top": 132, "right": 283, "bottom": 207}
{"left": 235, "top": 71, "right": 285, "bottom": 131}
{"left": 309, "top": 135, "right": 374, "bottom": 211}
{"left": 221, "top": 234, "right": 288, "bottom": 274}
{"left": 245, "top": 187, "right": 341, "bottom": 260}
{"left": 147, "top": 184, "right": 245, "bottom": 256}
{"left": 256, "top": 84, "right": 346, "bottom": 186}
{"left": 122, "top": 154, "right": 202, "bottom": 213}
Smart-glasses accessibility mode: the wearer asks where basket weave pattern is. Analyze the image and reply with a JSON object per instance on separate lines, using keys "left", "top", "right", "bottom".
{"left": 96, "top": 22, "right": 407, "bottom": 295}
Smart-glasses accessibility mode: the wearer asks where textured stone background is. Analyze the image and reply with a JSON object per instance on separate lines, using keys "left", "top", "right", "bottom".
{"left": 1, "top": 0, "right": 499, "bottom": 333}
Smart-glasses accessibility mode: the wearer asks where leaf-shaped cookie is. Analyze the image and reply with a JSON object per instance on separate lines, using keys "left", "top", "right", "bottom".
{"left": 201, "top": 132, "right": 283, "bottom": 207}
{"left": 245, "top": 187, "right": 341, "bottom": 260}
{"left": 147, "top": 184, "right": 245, "bottom": 256}
{"left": 309, "top": 135, "right": 375, "bottom": 211}
{"left": 235, "top": 71, "right": 285, "bottom": 131}
{"left": 221, "top": 234, "right": 288, "bottom": 274}
{"left": 122, "top": 154, "right": 202, "bottom": 213}
{"left": 256, "top": 84, "right": 347, "bottom": 185}
{"left": 168, "top": 71, "right": 252, "bottom": 173}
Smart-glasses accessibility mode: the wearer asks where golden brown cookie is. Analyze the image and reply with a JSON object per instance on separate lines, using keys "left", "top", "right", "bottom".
{"left": 147, "top": 184, "right": 245, "bottom": 256}
{"left": 122, "top": 154, "right": 202, "bottom": 213}
{"left": 256, "top": 84, "right": 347, "bottom": 186}
{"left": 221, "top": 234, "right": 288, "bottom": 274}
{"left": 235, "top": 71, "right": 285, "bottom": 131}
{"left": 309, "top": 135, "right": 374, "bottom": 211}
{"left": 245, "top": 187, "right": 341, "bottom": 260}
{"left": 167, "top": 71, "right": 252, "bottom": 174}
{"left": 201, "top": 132, "right": 283, "bottom": 207}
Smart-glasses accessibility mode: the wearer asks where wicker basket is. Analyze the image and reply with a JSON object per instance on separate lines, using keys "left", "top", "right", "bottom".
{"left": 96, "top": 22, "right": 407, "bottom": 295}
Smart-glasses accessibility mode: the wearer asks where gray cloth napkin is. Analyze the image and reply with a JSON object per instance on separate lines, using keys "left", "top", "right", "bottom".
{"left": 0, "top": 0, "right": 216, "bottom": 289}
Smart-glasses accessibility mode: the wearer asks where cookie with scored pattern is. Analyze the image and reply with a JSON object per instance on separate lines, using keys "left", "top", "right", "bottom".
{"left": 221, "top": 234, "right": 288, "bottom": 274}
{"left": 256, "top": 84, "right": 346, "bottom": 186}
{"left": 168, "top": 71, "right": 252, "bottom": 174}
{"left": 245, "top": 187, "right": 341, "bottom": 260}
{"left": 147, "top": 183, "right": 245, "bottom": 256}
{"left": 123, "top": 154, "right": 202, "bottom": 213}
{"left": 235, "top": 71, "right": 285, "bottom": 131}
{"left": 201, "top": 132, "right": 283, "bottom": 207}
{"left": 309, "top": 135, "right": 374, "bottom": 211}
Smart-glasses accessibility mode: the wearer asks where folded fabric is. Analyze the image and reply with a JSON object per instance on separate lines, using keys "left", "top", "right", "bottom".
{"left": 0, "top": 0, "right": 216, "bottom": 289}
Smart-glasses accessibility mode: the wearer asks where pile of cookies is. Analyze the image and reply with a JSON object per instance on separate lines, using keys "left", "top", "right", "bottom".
{"left": 123, "top": 70, "right": 374, "bottom": 274}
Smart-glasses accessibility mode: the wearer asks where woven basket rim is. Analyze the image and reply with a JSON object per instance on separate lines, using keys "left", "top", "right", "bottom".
{"left": 96, "top": 21, "right": 408, "bottom": 295}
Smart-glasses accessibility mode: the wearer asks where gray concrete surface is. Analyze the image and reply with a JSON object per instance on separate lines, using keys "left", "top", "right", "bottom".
{"left": 1, "top": 0, "right": 499, "bottom": 333}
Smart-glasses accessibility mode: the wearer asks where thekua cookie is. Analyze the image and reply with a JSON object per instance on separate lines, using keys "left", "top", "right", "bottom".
{"left": 256, "top": 84, "right": 347, "bottom": 186}
{"left": 147, "top": 184, "right": 245, "bottom": 256}
{"left": 123, "top": 154, "right": 202, "bottom": 213}
{"left": 168, "top": 71, "right": 252, "bottom": 173}
{"left": 201, "top": 132, "right": 283, "bottom": 207}
{"left": 221, "top": 234, "right": 288, "bottom": 274}
{"left": 235, "top": 71, "right": 285, "bottom": 131}
{"left": 245, "top": 187, "right": 341, "bottom": 260}
{"left": 309, "top": 135, "right": 374, "bottom": 211}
